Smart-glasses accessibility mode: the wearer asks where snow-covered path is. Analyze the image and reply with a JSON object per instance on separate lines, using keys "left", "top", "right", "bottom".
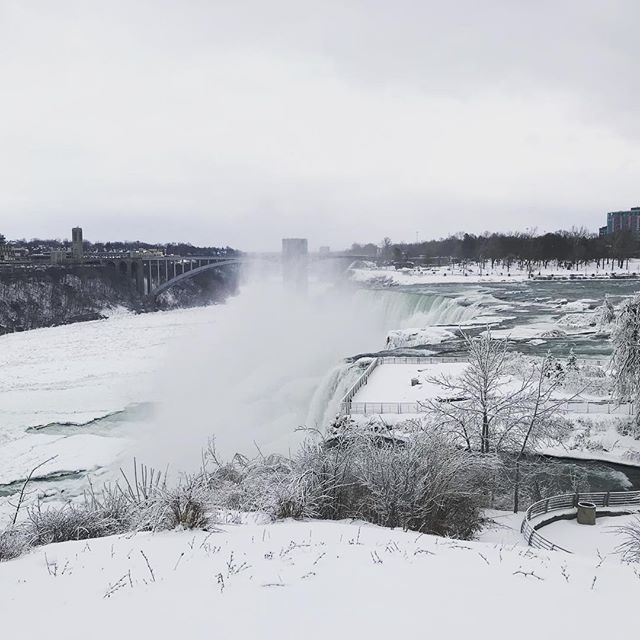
{"left": 0, "top": 520, "right": 637, "bottom": 640}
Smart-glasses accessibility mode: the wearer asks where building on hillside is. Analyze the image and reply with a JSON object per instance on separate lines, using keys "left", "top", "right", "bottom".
{"left": 50, "top": 249, "right": 70, "bottom": 264}
{"left": 604, "top": 207, "right": 640, "bottom": 235}
{"left": 0, "top": 245, "right": 30, "bottom": 261}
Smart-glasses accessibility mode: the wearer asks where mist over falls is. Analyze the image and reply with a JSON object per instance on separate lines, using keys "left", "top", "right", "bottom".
{"left": 137, "top": 282, "right": 479, "bottom": 472}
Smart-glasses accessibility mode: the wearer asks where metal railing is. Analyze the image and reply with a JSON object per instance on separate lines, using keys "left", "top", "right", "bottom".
{"left": 343, "top": 399, "right": 634, "bottom": 416}
{"left": 339, "top": 355, "right": 633, "bottom": 416}
{"left": 521, "top": 490, "right": 640, "bottom": 553}
{"left": 339, "top": 355, "right": 467, "bottom": 415}
{"left": 340, "top": 358, "right": 380, "bottom": 410}
{"left": 379, "top": 356, "right": 466, "bottom": 365}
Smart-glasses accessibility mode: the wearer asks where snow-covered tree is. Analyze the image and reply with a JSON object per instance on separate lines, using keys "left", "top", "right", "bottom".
{"left": 594, "top": 295, "right": 616, "bottom": 328}
{"left": 610, "top": 295, "right": 640, "bottom": 418}
{"left": 424, "top": 331, "right": 567, "bottom": 455}
{"left": 423, "top": 330, "right": 582, "bottom": 511}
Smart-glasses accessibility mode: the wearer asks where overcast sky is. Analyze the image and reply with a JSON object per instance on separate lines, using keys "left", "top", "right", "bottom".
{"left": 1, "top": 1, "right": 639, "bottom": 250}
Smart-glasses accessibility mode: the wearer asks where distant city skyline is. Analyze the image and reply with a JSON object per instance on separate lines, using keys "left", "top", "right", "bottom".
{"left": 1, "top": 1, "right": 639, "bottom": 251}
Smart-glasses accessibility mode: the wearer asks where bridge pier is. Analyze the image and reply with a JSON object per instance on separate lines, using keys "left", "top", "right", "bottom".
{"left": 282, "top": 238, "right": 308, "bottom": 294}
{"left": 131, "top": 260, "right": 145, "bottom": 295}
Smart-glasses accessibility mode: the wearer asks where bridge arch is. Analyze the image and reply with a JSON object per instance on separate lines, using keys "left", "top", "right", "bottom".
{"left": 149, "top": 258, "right": 245, "bottom": 298}
{"left": 146, "top": 251, "right": 379, "bottom": 299}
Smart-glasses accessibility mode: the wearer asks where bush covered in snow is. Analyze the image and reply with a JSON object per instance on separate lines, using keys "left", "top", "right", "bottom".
{"left": 615, "top": 418, "right": 640, "bottom": 440}
{"left": 205, "top": 430, "right": 488, "bottom": 539}
{"left": 0, "top": 528, "right": 27, "bottom": 562}
{"left": 0, "top": 462, "right": 214, "bottom": 562}
{"left": 26, "top": 502, "right": 127, "bottom": 546}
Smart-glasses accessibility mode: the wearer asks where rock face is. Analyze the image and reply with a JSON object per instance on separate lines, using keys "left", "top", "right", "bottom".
{"left": 155, "top": 268, "right": 239, "bottom": 310}
{"left": 0, "top": 265, "right": 239, "bottom": 334}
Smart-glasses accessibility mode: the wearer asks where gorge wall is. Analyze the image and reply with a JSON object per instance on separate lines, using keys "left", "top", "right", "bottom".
{"left": 0, "top": 265, "right": 239, "bottom": 334}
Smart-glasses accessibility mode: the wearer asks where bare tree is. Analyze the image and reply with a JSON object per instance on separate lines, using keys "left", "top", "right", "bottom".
{"left": 423, "top": 331, "right": 583, "bottom": 511}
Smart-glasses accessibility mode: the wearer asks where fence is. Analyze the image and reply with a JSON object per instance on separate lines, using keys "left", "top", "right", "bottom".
{"left": 343, "top": 398, "right": 634, "bottom": 416}
{"left": 339, "top": 354, "right": 634, "bottom": 416}
{"left": 378, "top": 356, "right": 466, "bottom": 365}
{"left": 521, "top": 490, "right": 640, "bottom": 553}
{"left": 339, "top": 355, "right": 468, "bottom": 415}
{"left": 340, "top": 358, "right": 380, "bottom": 410}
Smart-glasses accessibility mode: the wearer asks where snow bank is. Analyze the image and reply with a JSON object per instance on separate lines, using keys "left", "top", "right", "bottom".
{"left": 351, "top": 259, "right": 640, "bottom": 286}
{"left": 385, "top": 327, "right": 455, "bottom": 348}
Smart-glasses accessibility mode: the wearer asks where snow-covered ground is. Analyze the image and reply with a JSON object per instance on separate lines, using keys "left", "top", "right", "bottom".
{"left": 353, "top": 362, "right": 467, "bottom": 404}
{"left": 539, "top": 513, "right": 639, "bottom": 556}
{"left": 1, "top": 519, "right": 638, "bottom": 640}
{"left": 351, "top": 259, "right": 640, "bottom": 286}
{"left": 539, "top": 413, "right": 640, "bottom": 466}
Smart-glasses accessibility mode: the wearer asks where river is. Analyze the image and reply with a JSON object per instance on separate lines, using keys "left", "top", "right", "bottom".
{"left": 1, "top": 274, "right": 639, "bottom": 516}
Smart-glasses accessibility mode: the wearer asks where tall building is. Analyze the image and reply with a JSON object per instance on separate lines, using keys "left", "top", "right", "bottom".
{"left": 281, "top": 238, "right": 308, "bottom": 293}
{"left": 72, "top": 227, "right": 83, "bottom": 259}
{"left": 606, "top": 207, "right": 640, "bottom": 235}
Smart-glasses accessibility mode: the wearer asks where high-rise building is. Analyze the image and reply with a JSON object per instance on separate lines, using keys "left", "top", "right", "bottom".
{"left": 72, "top": 227, "right": 83, "bottom": 259}
{"left": 605, "top": 207, "right": 640, "bottom": 235}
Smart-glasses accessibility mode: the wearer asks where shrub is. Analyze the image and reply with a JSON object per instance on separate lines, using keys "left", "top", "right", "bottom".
{"left": 162, "top": 474, "right": 210, "bottom": 529}
{"left": 0, "top": 528, "right": 28, "bottom": 562}
{"left": 616, "top": 517, "right": 640, "bottom": 563}
{"left": 26, "top": 502, "right": 126, "bottom": 545}
{"left": 347, "top": 430, "right": 487, "bottom": 538}
{"left": 616, "top": 418, "right": 640, "bottom": 440}
{"left": 206, "top": 429, "right": 487, "bottom": 539}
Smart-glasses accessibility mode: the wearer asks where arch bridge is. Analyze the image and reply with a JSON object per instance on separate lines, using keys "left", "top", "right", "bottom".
{"left": 100, "top": 239, "right": 376, "bottom": 298}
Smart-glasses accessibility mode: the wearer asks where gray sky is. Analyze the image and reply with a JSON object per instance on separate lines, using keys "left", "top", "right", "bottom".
{"left": 1, "top": 0, "right": 638, "bottom": 251}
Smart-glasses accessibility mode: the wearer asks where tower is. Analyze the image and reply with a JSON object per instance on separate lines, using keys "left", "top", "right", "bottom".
{"left": 281, "top": 238, "right": 308, "bottom": 294}
{"left": 72, "top": 227, "right": 83, "bottom": 260}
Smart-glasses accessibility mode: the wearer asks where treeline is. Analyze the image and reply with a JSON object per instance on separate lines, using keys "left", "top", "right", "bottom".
{"left": 351, "top": 229, "right": 638, "bottom": 269}
{"left": 3, "top": 237, "right": 238, "bottom": 257}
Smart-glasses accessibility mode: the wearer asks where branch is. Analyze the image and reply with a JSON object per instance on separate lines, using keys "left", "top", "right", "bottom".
{"left": 11, "top": 455, "right": 58, "bottom": 526}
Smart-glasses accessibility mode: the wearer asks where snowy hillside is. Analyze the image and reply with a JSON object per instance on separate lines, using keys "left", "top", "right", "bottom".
{"left": 0, "top": 519, "right": 638, "bottom": 640}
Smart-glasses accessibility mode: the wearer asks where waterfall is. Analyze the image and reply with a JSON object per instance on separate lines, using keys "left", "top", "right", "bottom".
{"left": 305, "top": 359, "right": 372, "bottom": 429}
{"left": 306, "top": 288, "right": 487, "bottom": 429}
{"left": 352, "top": 288, "right": 481, "bottom": 329}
